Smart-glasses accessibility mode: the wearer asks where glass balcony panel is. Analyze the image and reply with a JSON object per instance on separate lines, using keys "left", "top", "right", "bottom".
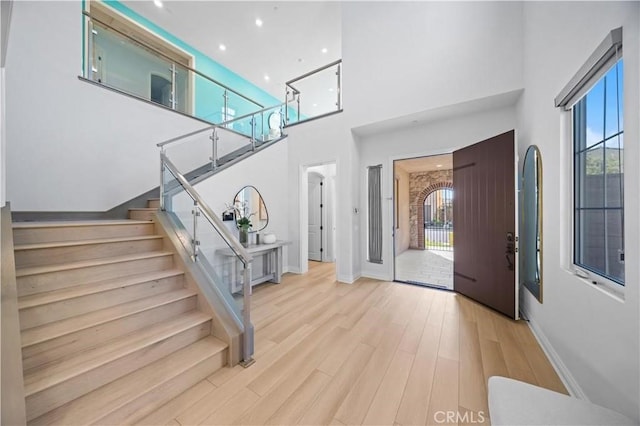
{"left": 163, "top": 129, "right": 214, "bottom": 179}
{"left": 161, "top": 163, "right": 246, "bottom": 322}
{"left": 286, "top": 62, "right": 341, "bottom": 125}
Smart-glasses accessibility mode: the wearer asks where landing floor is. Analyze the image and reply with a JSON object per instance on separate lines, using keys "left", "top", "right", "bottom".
{"left": 395, "top": 249, "right": 454, "bottom": 289}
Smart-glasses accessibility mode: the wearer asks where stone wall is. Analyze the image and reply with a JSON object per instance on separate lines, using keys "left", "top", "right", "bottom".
{"left": 409, "top": 170, "right": 453, "bottom": 249}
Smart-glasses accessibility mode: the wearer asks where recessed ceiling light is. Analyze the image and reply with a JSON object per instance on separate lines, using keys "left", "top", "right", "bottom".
{"left": 313, "top": 103, "right": 318, "bottom": 107}
{"left": 436, "top": 164, "right": 443, "bottom": 168}
{"left": 321, "top": 48, "right": 328, "bottom": 54}
{"left": 264, "top": 74, "right": 270, "bottom": 81}
{"left": 255, "top": 18, "right": 263, "bottom": 27}
{"left": 219, "top": 44, "right": 226, "bottom": 51}
{"left": 153, "top": 0, "right": 163, "bottom": 8}
{"left": 329, "top": 88, "right": 334, "bottom": 92}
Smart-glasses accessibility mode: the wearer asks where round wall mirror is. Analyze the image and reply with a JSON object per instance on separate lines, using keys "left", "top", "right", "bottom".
{"left": 521, "top": 145, "right": 543, "bottom": 302}
{"left": 233, "top": 185, "right": 269, "bottom": 232}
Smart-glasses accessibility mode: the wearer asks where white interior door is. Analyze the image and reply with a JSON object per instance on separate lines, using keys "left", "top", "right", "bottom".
{"left": 308, "top": 172, "right": 324, "bottom": 261}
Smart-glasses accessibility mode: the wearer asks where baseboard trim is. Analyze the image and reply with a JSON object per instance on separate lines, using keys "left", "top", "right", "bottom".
{"left": 337, "top": 273, "right": 360, "bottom": 284}
{"left": 520, "top": 304, "right": 589, "bottom": 401}
{"left": 361, "top": 271, "right": 392, "bottom": 282}
{"left": 285, "top": 266, "right": 301, "bottom": 274}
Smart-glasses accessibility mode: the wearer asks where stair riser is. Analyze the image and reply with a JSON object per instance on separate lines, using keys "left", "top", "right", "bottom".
{"left": 25, "top": 321, "right": 212, "bottom": 421}
{"left": 13, "top": 223, "right": 155, "bottom": 245}
{"left": 17, "top": 255, "right": 174, "bottom": 297}
{"left": 22, "top": 296, "right": 197, "bottom": 372}
{"left": 129, "top": 210, "right": 157, "bottom": 221}
{"left": 19, "top": 275, "right": 184, "bottom": 330}
{"left": 147, "top": 199, "right": 161, "bottom": 209}
{"left": 96, "top": 347, "right": 227, "bottom": 425}
{"left": 15, "top": 238, "right": 164, "bottom": 269}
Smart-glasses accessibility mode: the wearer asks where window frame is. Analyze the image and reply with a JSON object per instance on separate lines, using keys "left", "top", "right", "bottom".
{"left": 571, "top": 59, "right": 624, "bottom": 286}
{"left": 556, "top": 27, "right": 625, "bottom": 291}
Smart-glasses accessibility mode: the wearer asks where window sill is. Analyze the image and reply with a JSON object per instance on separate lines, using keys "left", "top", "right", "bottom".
{"left": 569, "top": 266, "right": 625, "bottom": 302}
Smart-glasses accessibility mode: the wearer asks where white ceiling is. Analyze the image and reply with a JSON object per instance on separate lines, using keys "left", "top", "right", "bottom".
{"left": 395, "top": 154, "right": 453, "bottom": 173}
{"left": 122, "top": 1, "right": 342, "bottom": 102}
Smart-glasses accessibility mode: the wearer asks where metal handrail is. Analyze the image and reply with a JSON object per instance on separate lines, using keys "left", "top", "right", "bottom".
{"left": 285, "top": 59, "right": 342, "bottom": 124}
{"left": 214, "top": 102, "right": 286, "bottom": 130}
{"left": 83, "top": 10, "right": 264, "bottom": 110}
{"left": 156, "top": 126, "right": 213, "bottom": 148}
{"left": 285, "top": 59, "right": 342, "bottom": 86}
{"left": 157, "top": 101, "right": 287, "bottom": 149}
{"left": 160, "top": 153, "right": 252, "bottom": 266}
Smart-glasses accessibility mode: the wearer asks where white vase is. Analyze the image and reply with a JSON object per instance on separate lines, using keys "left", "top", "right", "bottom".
{"left": 262, "top": 233, "right": 276, "bottom": 244}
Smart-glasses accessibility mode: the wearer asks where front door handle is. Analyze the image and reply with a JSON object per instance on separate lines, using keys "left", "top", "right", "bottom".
{"left": 506, "top": 232, "right": 515, "bottom": 271}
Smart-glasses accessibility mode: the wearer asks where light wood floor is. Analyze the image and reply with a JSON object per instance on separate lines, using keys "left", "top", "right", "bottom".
{"left": 136, "top": 261, "right": 567, "bottom": 426}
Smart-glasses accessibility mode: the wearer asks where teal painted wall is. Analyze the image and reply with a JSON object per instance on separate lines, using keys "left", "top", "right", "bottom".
{"left": 99, "top": 1, "right": 282, "bottom": 123}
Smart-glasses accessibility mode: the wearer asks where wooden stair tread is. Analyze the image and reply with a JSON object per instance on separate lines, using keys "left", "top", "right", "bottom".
{"left": 29, "top": 336, "right": 227, "bottom": 426}
{"left": 14, "top": 235, "right": 163, "bottom": 251}
{"left": 128, "top": 208, "right": 158, "bottom": 211}
{"left": 23, "top": 311, "right": 211, "bottom": 396}
{"left": 12, "top": 220, "right": 152, "bottom": 229}
{"left": 21, "top": 289, "right": 196, "bottom": 348}
{"left": 15, "top": 251, "right": 173, "bottom": 277}
{"left": 18, "top": 269, "right": 184, "bottom": 310}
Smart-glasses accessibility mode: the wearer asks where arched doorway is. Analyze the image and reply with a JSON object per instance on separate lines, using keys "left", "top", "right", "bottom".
{"left": 423, "top": 187, "right": 454, "bottom": 251}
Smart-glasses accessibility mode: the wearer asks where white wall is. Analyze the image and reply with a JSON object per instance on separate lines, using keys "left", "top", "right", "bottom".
{"left": 286, "top": 112, "right": 358, "bottom": 281}
{"left": 5, "top": 1, "right": 207, "bottom": 212}
{"left": 517, "top": 2, "right": 639, "bottom": 420}
{"left": 394, "top": 166, "right": 410, "bottom": 255}
{"left": 357, "top": 105, "right": 518, "bottom": 281}
{"left": 342, "top": 1, "right": 523, "bottom": 128}
{"left": 1, "top": 0, "right": 12, "bottom": 208}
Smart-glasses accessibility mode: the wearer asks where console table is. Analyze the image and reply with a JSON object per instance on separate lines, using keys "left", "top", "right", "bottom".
{"left": 216, "top": 240, "right": 289, "bottom": 293}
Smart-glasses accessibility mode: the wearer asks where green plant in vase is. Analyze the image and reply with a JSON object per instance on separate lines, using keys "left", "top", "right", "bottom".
{"left": 227, "top": 200, "right": 255, "bottom": 247}
{"left": 237, "top": 216, "right": 252, "bottom": 246}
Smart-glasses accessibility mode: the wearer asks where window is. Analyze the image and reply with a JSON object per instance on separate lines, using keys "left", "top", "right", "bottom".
{"left": 573, "top": 59, "right": 624, "bottom": 285}
{"left": 556, "top": 27, "right": 624, "bottom": 287}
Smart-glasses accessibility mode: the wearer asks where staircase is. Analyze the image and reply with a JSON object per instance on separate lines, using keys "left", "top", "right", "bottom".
{"left": 128, "top": 197, "right": 160, "bottom": 221}
{"left": 13, "top": 216, "right": 228, "bottom": 424}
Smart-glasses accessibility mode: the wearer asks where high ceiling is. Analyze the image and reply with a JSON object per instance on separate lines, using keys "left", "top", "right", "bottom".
{"left": 122, "top": 1, "right": 342, "bottom": 101}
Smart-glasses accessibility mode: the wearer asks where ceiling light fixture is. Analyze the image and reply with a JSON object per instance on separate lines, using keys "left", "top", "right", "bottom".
{"left": 321, "top": 48, "right": 328, "bottom": 54}
{"left": 264, "top": 74, "right": 270, "bottom": 81}
{"left": 329, "top": 88, "right": 334, "bottom": 92}
{"left": 255, "top": 18, "right": 263, "bottom": 27}
{"left": 219, "top": 44, "right": 226, "bottom": 51}
{"left": 153, "top": 0, "right": 163, "bottom": 8}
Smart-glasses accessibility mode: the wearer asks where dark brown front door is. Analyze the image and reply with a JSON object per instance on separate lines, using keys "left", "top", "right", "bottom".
{"left": 453, "top": 130, "right": 518, "bottom": 319}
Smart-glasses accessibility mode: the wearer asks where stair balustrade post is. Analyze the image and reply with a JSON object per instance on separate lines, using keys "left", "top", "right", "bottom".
{"left": 210, "top": 128, "right": 219, "bottom": 170}
{"left": 170, "top": 63, "right": 177, "bottom": 110}
{"left": 285, "top": 88, "right": 290, "bottom": 123}
{"left": 191, "top": 202, "right": 200, "bottom": 262}
{"left": 159, "top": 151, "right": 165, "bottom": 211}
{"left": 336, "top": 64, "right": 342, "bottom": 110}
{"left": 223, "top": 90, "right": 229, "bottom": 122}
{"left": 240, "top": 261, "right": 255, "bottom": 367}
{"left": 250, "top": 117, "right": 256, "bottom": 151}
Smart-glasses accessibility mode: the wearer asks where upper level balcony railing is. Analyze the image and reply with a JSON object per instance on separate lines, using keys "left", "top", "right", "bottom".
{"left": 285, "top": 59, "right": 343, "bottom": 126}
{"left": 82, "top": 6, "right": 342, "bottom": 132}
{"left": 82, "top": 8, "right": 264, "bottom": 126}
